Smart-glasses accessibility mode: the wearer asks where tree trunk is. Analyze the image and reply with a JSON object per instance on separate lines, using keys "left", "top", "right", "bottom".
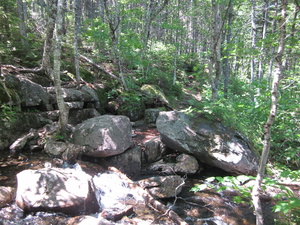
{"left": 52, "top": 0, "right": 69, "bottom": 133}
{"left": 103, "top": 0, "right": 128, "bottom": 90}
{"left": 209, "top": 0, "right": 221, "bottom": 102}
{"left": 258, "top": 0, "right": 269, "bottom": 80}
{"left": 16, "top": 0, "right": 29, "bottom": 51}
{"left": 209, "top": 0, "right": 232, "bottom": 102}
{"left": 223, "top": 1, "right": 233, "bottom": 99}
{"left": 74, "top": 0, "right": 81, "bottom": 87}
{"left": 141, "top": 0, "right": 169, "bottom": 77}
{"left": 268, "top": 0, "right": 278, "bottom": 84}
{"left": 41, "top": 0, "right": 57, "bottom": 79}
{"left": 250, "top": 0, "right": 257, "bottom": 102}
{"left": 251, "top": 1, "right": 287, "bottom": 224}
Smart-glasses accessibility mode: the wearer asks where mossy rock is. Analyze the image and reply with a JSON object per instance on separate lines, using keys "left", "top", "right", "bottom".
{"left": 0, "top": 82, "right": 21, "bottom": 106}
{"left": 140, "top": 84, "right": 169, "bottom": 108}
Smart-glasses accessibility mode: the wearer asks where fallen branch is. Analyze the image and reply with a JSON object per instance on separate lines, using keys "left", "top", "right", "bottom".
{"left": 79, "top": 54, "right": 121, "bottom": 81}
{"left": 154, "top": 174, "right": 187, "bottom": 223}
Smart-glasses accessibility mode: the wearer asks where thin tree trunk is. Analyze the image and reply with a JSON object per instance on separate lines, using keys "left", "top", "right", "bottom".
{"left": 74, "top": 0, "right": 81, "bottom": 87}
{"left": 41, "top": 0, "right": 56, "bottom": 79}
{"left": 210, "top": 0, "right": 221, "bottom": 102}
{"left": 103, "top": 0, "right": 128, "bottom": 90}
{"left": 141, "top": 0, "right": 169, "bottom": 77}
{"left": 210, "top": 0, "right": 232, "bottom": 101}
{"left": 282, "top": 3, "right": 299, "bottom": 73}
{"left": 16, "top": 0, "right": 29, "bottom": 51}
{"left": 250, "top": 0, "right": 257, "bottom": 102}
{"left": 251, "top": 1, "right": 287, "bottom": 224}
{"left": 258, "top": 0, "right": 269, "bottom": 80}
{"left": 52, "top": 0, "right": 68, "bottom": 132}
{"left": 268, "top": 0, "right": 278, "bottom": 84}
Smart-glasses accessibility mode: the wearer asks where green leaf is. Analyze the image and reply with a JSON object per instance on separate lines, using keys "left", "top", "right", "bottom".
{"left": 190, "top": 184, "right": 208, "bottom": 192}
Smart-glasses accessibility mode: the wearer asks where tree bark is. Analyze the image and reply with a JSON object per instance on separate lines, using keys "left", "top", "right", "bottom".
{"left": 209, "top": 0, "right": 232, "bottom": 102}
{"left": 16, "top": 0, "right": 29, "bottom": 51}
{"left": 41, "top": 0, "right": 57, "bottom": 79}
{"left": 250, "top": 0, "right": 257, "bottom": 102}
{"left": 223, "top": 0, "right": 233, "bottom": 99}
{"left": 74, "top": 0, "right": 81, "bottom": 87}
{"left": 103, "top": 0, "right": 128, "bottom": 90}
{"left": 251, "top": 1, "right": 287, "bottom": 224}
{"left": 52, "top": 0, "right": 69, "bottom": 133}
{"left": 258, "top": 0, "right": 269, "bottom": 80}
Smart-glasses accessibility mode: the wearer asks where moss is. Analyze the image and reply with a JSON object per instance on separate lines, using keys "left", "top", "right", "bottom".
{"left": 141, "top": 84, "right": 169, "bottom": 107}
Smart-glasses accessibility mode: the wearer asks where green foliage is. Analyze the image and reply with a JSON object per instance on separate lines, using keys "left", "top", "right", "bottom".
{"left": 0, "top": 104, "right": 19, "bottom": 127}
{"left": 191, "top": 173, "right": 300, "bottom": 223}
{"left": 117, "top": 91, "right": 145, "bottom": 120}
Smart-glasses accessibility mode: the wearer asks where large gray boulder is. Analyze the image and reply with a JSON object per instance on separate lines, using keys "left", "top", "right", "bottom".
{"left": 156, "top": 111, "right": 258, "bottom": 175}
{"left": 16, "top": 168, "right": 99, "bottom": 215}
{"left": 72, "top": 115, "right": 133, "bottom": 157}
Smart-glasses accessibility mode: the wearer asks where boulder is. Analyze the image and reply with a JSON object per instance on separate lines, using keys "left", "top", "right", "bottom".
{"left": 13, "top": 75, "right": 50, "bottom": 109}
{"left": 105, "top": 146, "right": 142, "bottom": 178}
{"left": 0, "top": 186, "right": 15, "bottom": 207}
{"left": 93, "top": 172, "right": 144, "bottom": 210}
{"left": 156, "top": 111, "right": 258, "bottom": 175}
{"left": 68, "top": 108, "right": 100, "bottom": 125}
{"left": 72, "top": 115, "right": 133, "bottom": 157}
{"left": 138, "top": 175, "right": 184, "bottom": 199}
{"left": 143, "top": 136, "right": 166, "bottom": 164}
{"left": 81, "top": 86, "right": 100, "bottom": 103}
{"left": 44, "top": 140, "right": 84, "bottom": 164}
{"left": 174, "top": 154, "right": 201, "bottom": 174}
{"left": 62, "top": 88, "right": 84, "bottom": 102}
{"left": 67, "top": 215, "right": 115, "bottom": 225}
{"left": 65, "top": 101, "right": 84, "bottom": 109}
{"left": 16, "top": 168, "right": 99, "bottom": 215}
{"left": 144, "top": 108, "right": 161, "bottom": 124}
{"left": 0, "top": 112, "right": 52, "bottom": 150}
{"left": 148, "top": 153, "right": 201, "bottom": 175}
{"left": 141, "top": 84, "right": 169, "bottom": 108}
{"left": 9, "top": 128, "right": 38, "bottom": 153}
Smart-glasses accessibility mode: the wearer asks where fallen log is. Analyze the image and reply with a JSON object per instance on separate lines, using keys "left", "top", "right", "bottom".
{"left": 79, "top": 55, "right": 121, "bottom": 81}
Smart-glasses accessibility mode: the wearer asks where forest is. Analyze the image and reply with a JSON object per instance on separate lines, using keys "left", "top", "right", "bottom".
{"left": 0, "top": 0, "right": 299, "bottom": 224}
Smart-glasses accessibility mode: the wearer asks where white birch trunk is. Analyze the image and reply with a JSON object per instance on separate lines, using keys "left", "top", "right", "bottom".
{"left": 41, "top": 0, "right": 56, "bottom": 79}
{"left": 74, "top": 0, "right": 81, "bottom": 87}
{"left": 52, "top": 0, "right": 69, "bottom": 132}
{"left": 251, "top": 1, "right": 287, "bottom": 224}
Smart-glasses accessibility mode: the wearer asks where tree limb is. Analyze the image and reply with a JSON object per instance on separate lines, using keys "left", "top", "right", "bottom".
{"left": 79, "top": 54, "right": 121, "bottom": 81}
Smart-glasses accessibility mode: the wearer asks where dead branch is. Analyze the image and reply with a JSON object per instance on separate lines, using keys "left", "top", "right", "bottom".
{"left": 79, "top": 54, "right": 121, "bottom": 81}
{"left": 154, "top": 174, "right": 187, "bottom": 223}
